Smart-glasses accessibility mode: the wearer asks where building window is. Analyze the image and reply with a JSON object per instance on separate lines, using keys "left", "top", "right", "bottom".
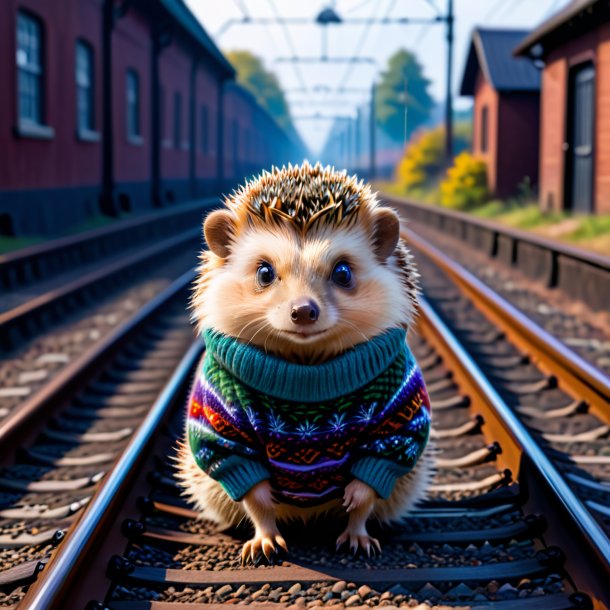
{"left": 126, "top": 69, "right": 140, "bottom": 139}
{"left": 16, "top": 11, "right": 43, "bottom": 124}
{"left": 480, "top": 105, "right": 488, "bottom": 153}
{"left": 76, "top": 41, "right": 94, "bottom": 132}
{"left": 174, "top": 92, "right": 182, "bottom": 148}
{"left": 200, "top": 105, "right": 209, "bottom": 154}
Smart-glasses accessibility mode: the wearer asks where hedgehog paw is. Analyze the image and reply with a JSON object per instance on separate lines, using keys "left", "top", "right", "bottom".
{"left": 336, "top": 530, "right": 381, "bottom": 557}
{"left": 241, "top": 532, "right": 288, "bottom": 565}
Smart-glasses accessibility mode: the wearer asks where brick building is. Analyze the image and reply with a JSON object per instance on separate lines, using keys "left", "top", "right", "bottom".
{"left": 0, "top": 0, "right": 306, "bottom": 236}
{"left": 460, "top": 28, "right": 541, "bottom": 197}
{"left": 516, "top": 0, "right": 610, "bottom": 214}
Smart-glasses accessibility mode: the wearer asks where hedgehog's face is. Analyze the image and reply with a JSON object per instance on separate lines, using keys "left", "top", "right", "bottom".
{"left": 195, "top": 205, "right": 416, "bottom": 363}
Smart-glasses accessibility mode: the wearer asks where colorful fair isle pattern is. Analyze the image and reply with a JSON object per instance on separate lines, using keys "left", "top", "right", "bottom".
{"left": 187, "top": 331, "right": 431, "bottom": 506}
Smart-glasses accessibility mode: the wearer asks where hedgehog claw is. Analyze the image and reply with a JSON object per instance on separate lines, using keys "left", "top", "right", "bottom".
{"left": 241, "top": 533, "right": 288, "bottom": 565}
{"left": 335, "top": 530, "right": 381, "bottom": 557}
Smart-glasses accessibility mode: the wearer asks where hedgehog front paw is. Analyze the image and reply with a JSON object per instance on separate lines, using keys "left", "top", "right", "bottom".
{"left": 336, "top": 529, "right": 381, "bottom": 557}
{"left": 241, "top": 532, "right": 288, "bottom": 565}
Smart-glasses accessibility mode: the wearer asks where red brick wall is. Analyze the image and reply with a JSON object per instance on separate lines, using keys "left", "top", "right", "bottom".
{"left": 497, "top": 92, "right": 539, "bottom": 197}
{"left": 540, "top": 49, "right": 569, "bottom": 212}
{"left": 195, "top": 65, "right": 219, "bottom": 180}
{"left": 540, "top": 22, "right": 610, "bottom": 213}
{"left": 595, "top": 22, "right": 610, "bottom": 214}
{"left": 112, "top": 9, "right": 150, "bottom": 186}
{"left": 159, "top": 40, "right": 191, "bottom": 181}
{"left": 0, "top": 0, "right": 103, "bottom": 190}
{"left": 472, "top": 70, "right": 499, "bottom": 193}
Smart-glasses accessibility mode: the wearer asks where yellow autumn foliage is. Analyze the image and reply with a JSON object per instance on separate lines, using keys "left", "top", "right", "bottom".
{"left": 396, "top": 127, "right": 445, "bottom": 191}
{"left": 440, "top": 152, "right": 488, "bottom": 210}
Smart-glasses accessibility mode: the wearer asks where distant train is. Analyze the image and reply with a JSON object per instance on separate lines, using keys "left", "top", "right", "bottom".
{"left": 0, "top": 0, "right": 307, "bottom": 237}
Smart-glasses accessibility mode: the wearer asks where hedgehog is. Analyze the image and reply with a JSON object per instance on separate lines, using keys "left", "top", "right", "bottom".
{"left": 176, "top": 162, "right": 433, "bottom": 564}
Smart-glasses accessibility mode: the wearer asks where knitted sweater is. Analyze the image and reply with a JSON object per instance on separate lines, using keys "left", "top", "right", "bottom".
{"left": 187, "top": 328, "right": 431, "bottom": 506}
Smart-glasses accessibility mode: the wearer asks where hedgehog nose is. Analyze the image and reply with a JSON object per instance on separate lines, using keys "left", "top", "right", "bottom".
{"left": 290, "top": 298, "right": 320, "bottom": 325}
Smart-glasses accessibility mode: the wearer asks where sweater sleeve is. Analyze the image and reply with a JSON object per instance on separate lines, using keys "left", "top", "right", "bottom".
{"left": 350, "top": 379, "right": 431, "bottom": 499}
{"left": 187, "top": 370, "right": 270, "bottom": 501}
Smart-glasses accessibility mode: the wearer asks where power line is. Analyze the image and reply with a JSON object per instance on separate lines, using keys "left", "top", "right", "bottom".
{"left": 542, "top": 0, "right": 566, "bottom": 19}
{"left": 412, "top": 21, "right": 433, "bottom": 47}
{"left": 346, "top": 0, "right": 375, "bottom": 13}
{"left": 422, "top": 0, "right": 441, "bottom": 16}
{"left": 337, "top": 0, "right": 386, "bottom": 91}
{"left": 232, "top": 0, "right": 250, "bottom": 19}
{"left": 482, "top": 0, "right": 506, "bottom": 22}
{"left": 267, "top": 0, "right": 308, "bottom": 91}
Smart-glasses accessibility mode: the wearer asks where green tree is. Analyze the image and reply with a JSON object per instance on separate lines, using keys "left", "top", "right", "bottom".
{"left": 226, "top": 50, "right": 293, "bottom": 131}
{"left": 375, "top": 49, "right": 434, "bottom": 142}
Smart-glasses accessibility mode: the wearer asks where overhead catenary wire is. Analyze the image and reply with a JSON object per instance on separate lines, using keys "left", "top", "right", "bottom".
{"left": 267, "top": 0, "right": 309, "bottom": 92}
{"left": 336, "top": 0, "right": 387, "bottom": 92}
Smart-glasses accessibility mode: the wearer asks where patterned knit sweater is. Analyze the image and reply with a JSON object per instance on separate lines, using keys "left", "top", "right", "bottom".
{"left": 187, "top": 328, "right": 431, "bottom": 506}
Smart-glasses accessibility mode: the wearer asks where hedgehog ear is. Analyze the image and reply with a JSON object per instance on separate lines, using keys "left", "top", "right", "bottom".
{"left": 372, "top": 207, "right": 400, "bottom": 260}
{"left": 203, "top": 209, "right": 235, "bottom": 258}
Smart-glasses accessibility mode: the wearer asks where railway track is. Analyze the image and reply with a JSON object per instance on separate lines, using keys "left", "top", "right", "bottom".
{"left": 0, "top": 253, "right": 604, "bottom": 607}
{"left": 0, "top": 201, "right": 212, "bottom": 437}
{"left": 0, "top": 199, "right": 215, "bottom": 351}
{"left": 1, "top": 219, "right": 609, "bottom": 608}
{"left": 385, "top": 196, "right": 610, "bottom": 378}
{"left": 383, "top": 194, "right": 610, "bottom": 313}
{"left": 405, "top": 230, "right": 610, "bottom": 540}
{"left": 0, "top": 268, "right": 196, "bottom": 609}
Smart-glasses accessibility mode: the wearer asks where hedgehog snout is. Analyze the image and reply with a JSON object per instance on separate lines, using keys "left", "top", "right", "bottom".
{"left": 290, "top": 297, "right": 320, "bottom": 325}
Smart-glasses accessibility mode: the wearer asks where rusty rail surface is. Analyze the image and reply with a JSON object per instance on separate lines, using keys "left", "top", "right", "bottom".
{"left": 384, "top": 193, "right": 610, "bottom": 312}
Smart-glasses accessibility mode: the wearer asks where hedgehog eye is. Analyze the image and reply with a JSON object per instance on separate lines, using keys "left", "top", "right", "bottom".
{"left": 256, "top": 262, "right": 276, "bottom": 288}
{"left": 331, "top": 261, "right": 353, "bottom": 288}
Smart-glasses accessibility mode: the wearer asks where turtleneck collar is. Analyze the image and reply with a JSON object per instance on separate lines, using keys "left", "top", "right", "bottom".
{"left": 202, "top": 327, "right": 408, "bottom": 403}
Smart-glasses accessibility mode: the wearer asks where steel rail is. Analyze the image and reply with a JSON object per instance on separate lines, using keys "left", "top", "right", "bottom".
{"left": 21, "top": 341, "right": 203, "bottom": 610}
{"left": 0, "top": 268, "right": 196, "bottom": 453}
{"left": 403, "top": 229, "right": 610, "bottom": 420}
{"left": 418, "top": 297, "right": 610, "bottom": 602}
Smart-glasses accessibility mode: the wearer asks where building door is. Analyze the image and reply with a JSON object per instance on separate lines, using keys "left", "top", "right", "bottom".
{"left": 567, "top": 63, "right": 595, "bottom": 213}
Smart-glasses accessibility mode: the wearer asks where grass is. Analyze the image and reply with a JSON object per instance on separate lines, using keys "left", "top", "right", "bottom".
{"left": 471, "top": 201, "right": 566, "bottom": 228}
{"left": 0, "top": 236, "right": 43, "bottom": 255}
{"left": 0, "top": 212, "right": 132, "bottom": 256}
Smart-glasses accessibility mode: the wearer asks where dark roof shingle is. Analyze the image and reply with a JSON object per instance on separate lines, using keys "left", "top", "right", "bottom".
{"left": 460, "top": 28, "right": 540, "bottom": 96}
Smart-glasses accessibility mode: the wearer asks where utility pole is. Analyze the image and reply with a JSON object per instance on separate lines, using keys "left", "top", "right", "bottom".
{"left": 445, "top": 0, "right": 454, "bottom": 162}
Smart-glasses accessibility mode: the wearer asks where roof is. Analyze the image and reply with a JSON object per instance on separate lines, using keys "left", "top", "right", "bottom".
{"left": 460, "top": 28, "right": 541, "bottom": 96}
{"left": 514, "top": 0, "right": 609, "bottom": 57}
{"left": 159, "top": 0, "right": 235, "bottom": 78}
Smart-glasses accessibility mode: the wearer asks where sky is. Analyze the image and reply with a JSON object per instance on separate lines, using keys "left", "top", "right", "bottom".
{"left": 185, "top": 0, "right": 571, "bottom": 153}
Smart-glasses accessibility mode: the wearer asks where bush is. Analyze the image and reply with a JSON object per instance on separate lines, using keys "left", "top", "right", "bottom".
{"left": 395, "top": 124, "right": 472, "bottom": 194}
{"left": 396, "top": 127, "right": 444, "bottom": 192}
{"left": 440, "top": 152, "right": 488, "bottom": 210}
